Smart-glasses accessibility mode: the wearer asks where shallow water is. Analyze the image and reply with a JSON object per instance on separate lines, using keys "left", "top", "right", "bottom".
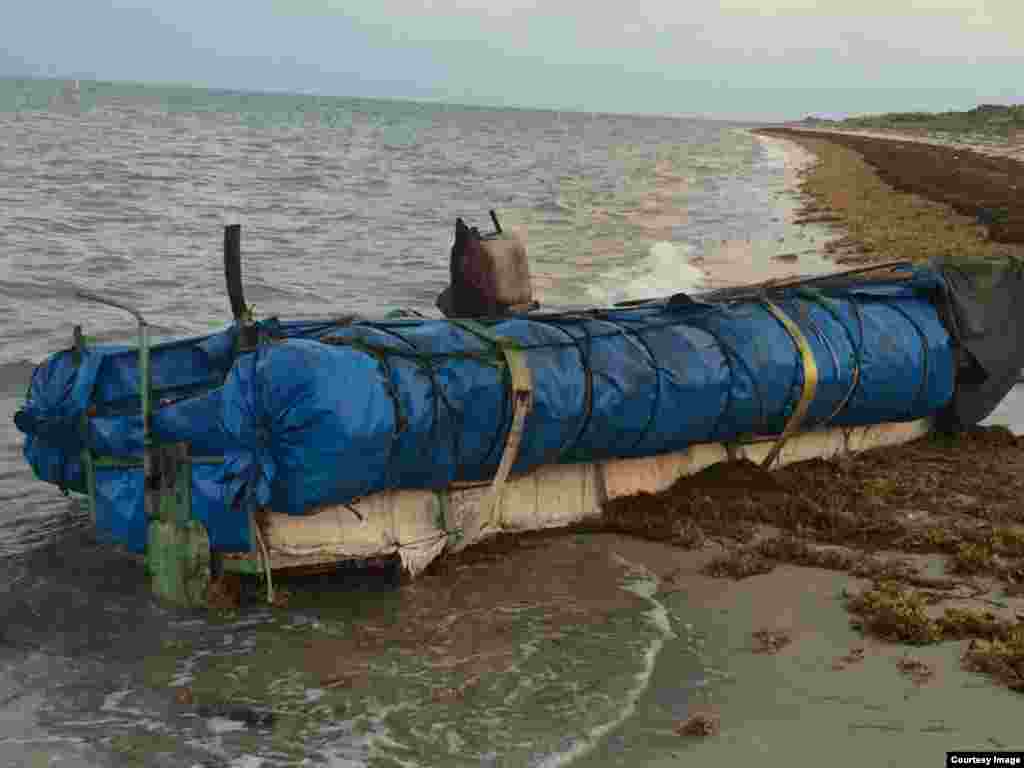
{"left": 0, "top": 78, "right": 849, "bottom": 767}
{"left": 0, "top": 530, "right": 708, "bottom": 767}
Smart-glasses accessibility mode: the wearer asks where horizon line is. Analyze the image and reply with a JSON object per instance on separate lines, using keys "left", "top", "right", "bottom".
{"left": 0, "top": 72, "right": 792, "bottom": 125}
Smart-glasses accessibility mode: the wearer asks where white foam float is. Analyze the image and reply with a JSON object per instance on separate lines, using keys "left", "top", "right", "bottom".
{"left": 259, "top": 418, "right": 930, "bottom": 577}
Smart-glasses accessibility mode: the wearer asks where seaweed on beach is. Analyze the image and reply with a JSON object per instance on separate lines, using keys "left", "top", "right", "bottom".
{"left": 674, "top": 711, "right": 720, "bottom": 738}
{"left": 845, "top": 581, "right": 942, "bottom": 645}
{"left": 758, "top": 128, "right": 1024, "bottom": 261}
{"left": 751, "top": 629, "right": 793, "bottom": 654}
{"left": 603, "top": 427, "right": 1024, "bottom": 555}
{"left": 703, "top": 548, "right": 776, "bottom": 580}
{"left": 601, "top": 425, "right": 1024, "bottom": 692}
{"left": 963, "top": 633, "right": 1024, "bottom": 692}
{"left": 895, "top": 656, "right": 936, "bottom": 685}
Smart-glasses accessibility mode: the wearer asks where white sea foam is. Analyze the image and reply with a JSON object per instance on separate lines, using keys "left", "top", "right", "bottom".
{"left": 531, "top": 555, "right": 674, "bottom": 768}
{"left": 586, "top": 240, "right": 706, "bottom": 306}
{"left": 205, "top": 716, "right": 247, "bottom": 734}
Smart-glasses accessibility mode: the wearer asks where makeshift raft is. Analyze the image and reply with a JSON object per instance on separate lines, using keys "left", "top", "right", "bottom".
{"left": 14, "top": 226, "right": 1024, "bottom": 605}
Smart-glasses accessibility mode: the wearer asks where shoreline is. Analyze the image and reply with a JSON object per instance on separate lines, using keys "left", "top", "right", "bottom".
{"left": 692, "top": 132, "right": 846, "bottom": 288}
{"left": 754, "top": 127, "right": 1024, "bottom": 259}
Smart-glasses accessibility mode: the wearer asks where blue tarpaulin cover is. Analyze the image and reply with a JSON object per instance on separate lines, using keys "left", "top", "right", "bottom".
{"left": 14, "top": 266, "right": 956, "bottom": 553}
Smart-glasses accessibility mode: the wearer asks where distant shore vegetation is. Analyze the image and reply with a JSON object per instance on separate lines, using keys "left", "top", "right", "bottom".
{"left": 799, "top": 104, "right": 1024, "bottom": 142}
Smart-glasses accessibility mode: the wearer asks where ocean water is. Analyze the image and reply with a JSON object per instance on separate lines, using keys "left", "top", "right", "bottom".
{"left": 0, "top": 78, "right": 815, "bottom": 768}
{"left": 0, "top": 77, "right": 798, "bottom": 366}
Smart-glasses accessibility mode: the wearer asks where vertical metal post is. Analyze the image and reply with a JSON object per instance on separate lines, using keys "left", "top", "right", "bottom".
{"left": 224, "top": 224, "right": 257, "bottom": 353}
{"left": 74, "top": 292, "right": 157, "bottom": 518}
{"left": 224, "top": 224, "right": 245, "bottom": 321}
{"left": 147, "top": 442, "right": 209, "bottom": 606}
{"left": 139, "top": 319, "right": 155, "bottom": 507}
{"left": 80, "top": 412, "right": 97, "bottom": 524}
{"left": 72, "top": 325, "right": 97, "bottom": 524}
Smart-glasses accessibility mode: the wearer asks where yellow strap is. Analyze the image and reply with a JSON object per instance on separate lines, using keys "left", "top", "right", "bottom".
{"left": 481, "top": 345, "right": 533, "bottom": 530}
{"left": 761, "top": 301, "right": 819, "bottom": 468}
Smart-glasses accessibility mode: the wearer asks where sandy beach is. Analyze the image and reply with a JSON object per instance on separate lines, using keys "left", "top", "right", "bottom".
{"left": 787, "top": 125, "right": 1024, "bottom": 163}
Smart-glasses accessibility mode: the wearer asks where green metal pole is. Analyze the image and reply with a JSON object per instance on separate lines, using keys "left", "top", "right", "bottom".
{"left": 75, "top": 289, "right": 211, "bottom": 607}
{"left": 147, "top": 442, "right": 209, "bottom": 606}
{"left": 72, "top": 325, "right": 97, "bottom": 523}
{"left": 139, "top": 320, "right": 154, "bottom": 511}
{"left": 80, "top": 414, "right": 97, "bottom": 524}
{"left": 74, "top": 291, "right": 156, "bottom": 516}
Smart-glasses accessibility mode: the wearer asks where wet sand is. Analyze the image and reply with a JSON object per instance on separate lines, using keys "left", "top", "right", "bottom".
{"left": 583, "top": 425, "right": 1024, "bottom": 766}
{"left": 693, "top": 135, "right": 845, "bottom": 287}
{"left": 569, "top": 542, "right": 1024, "bottom": 767}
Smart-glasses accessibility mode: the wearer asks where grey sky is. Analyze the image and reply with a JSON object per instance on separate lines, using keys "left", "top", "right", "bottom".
{"left": 2, "top": 0, "right": 1020, "bottom": 120}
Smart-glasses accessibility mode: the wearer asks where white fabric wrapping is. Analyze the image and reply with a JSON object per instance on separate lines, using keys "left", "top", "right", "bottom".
{"left": 261, "top": 419, "right": 930, "bottom": 577}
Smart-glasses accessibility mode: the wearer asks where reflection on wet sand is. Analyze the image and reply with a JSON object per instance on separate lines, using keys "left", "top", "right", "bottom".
{"left": 698, "top": 237, "right": 833, "bottom": 289}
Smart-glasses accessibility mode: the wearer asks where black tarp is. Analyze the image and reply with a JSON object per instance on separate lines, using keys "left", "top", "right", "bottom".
{"left": 931, "top": 256, "right": 1024, "bottom": 430}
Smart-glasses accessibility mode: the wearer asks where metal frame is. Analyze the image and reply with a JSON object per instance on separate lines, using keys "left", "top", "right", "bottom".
{"left": 74, "top": 290, "right": 212, "bottom": 606}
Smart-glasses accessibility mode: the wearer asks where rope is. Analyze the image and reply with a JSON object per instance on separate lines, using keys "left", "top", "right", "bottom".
{"left": 887, "top": 303, "right": 932, "bottom": 419}
{"left": 323, "top": 327, "right": 463, "bottom": 492}
{"left": 515, "top": 317, "right": 591, "bottom": 466}
{"left": 433, "top": 489, "right": 462, "bottom": 545}
{"left": 698, "top": 319, "right": 767, "bottom": 441}
{"left": 794, "top": 289, "right": 864, "bottom": 426}
{"left": 545, "top": 315, "right": 598, "bottom": 462}
{"left": 253, "top": 514, "right": 275, "bottom": 604}
{"left": 582, "top": 316, "right": 664, "bottom": 458}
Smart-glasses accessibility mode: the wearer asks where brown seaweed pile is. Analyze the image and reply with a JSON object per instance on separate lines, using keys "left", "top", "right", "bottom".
{"left": 600, "top": 426, "right": 1024, "bottom": 692}
{"left": 761, "top": 128, "right": 1024, "bottom": 248}
{"left": 604, "top": 427, "right": 1024, "bottom": 557}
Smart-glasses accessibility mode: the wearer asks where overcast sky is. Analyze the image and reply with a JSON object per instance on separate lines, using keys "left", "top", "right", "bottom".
{"left": 2, "top": 0, "right": 1021, "bottom": 120}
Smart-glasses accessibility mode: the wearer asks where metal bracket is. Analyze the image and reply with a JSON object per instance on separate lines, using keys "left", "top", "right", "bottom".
{"left": 75, "top": 290, "right": 156, "bottom": 511}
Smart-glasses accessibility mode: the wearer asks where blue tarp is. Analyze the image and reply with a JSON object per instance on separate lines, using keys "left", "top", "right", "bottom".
{"left": 14, "top": 266, "right": 957, "bottom": 553}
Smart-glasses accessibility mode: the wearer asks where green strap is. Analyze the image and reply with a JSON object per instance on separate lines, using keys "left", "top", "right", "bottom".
{"left": 434, "top": 489, "right": 463, "bottom": 545}
{"left": 448, "top": 318, "right": 533, "bottom": 531}
{"left": 448, "top": 318, "right": 524, "bottom": 356}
